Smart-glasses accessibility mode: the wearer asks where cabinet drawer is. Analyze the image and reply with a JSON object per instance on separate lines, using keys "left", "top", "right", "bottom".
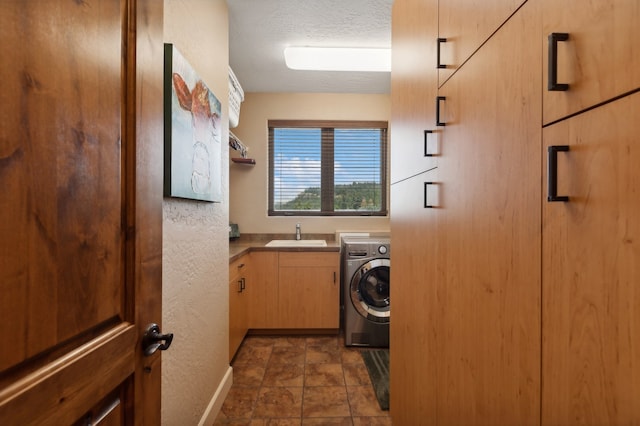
{"left": 278, "top": 252, "right": 338, "bottom": 268}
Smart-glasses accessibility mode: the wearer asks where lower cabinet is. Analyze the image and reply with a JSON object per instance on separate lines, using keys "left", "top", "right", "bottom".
{"left": 229, "top": 254, "right": 249, "bottom": 361}
{"left": 277, "top": 252, "right": 340, "bottom": 329}
{"left": 230, "top": 249, "right": 340, "bottom": 357}
{"left": 247, "top": 251, "right": 279, "bottom": 329}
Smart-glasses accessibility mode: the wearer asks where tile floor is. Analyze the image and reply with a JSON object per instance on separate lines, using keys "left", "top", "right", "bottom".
{"left": 214, "top": 334, "right": 392, "bottom": 425}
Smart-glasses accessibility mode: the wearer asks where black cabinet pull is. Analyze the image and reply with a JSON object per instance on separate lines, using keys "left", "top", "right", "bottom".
{"left": 547, "top": 145, "right": 570, "bottom": 202}
{"left": 437, "top": 38, "right": 447, "bottom": 69}
{"left": 424, "top": 130, "right": 434, "bottom": 156}
{"left": 424, "top": 182, "right": 434, "bottom": 208}
{"left": 548, "top": 33, "right": 569, "bottom": 91}
{"left": 436, "top": 96, "right": 446, "bottom": 126}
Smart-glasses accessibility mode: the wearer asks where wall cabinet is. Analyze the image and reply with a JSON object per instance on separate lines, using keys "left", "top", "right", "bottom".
{"left": 277, "top": 252, "right": 340, "bottom": 329}
{"left": 229, "top": 254, "right": 250, "bottom": 361}
{"left": 391, "top": 0, "right": 639, "bottom": 424}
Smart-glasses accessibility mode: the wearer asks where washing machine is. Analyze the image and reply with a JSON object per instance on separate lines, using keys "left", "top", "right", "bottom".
{"left": 341, "top": 236, "right": 390, "bottom": 347}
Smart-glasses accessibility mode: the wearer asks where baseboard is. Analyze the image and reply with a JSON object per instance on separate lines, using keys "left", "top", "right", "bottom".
{"left": 198, "top": 366, "right": 233, "bottom": 426}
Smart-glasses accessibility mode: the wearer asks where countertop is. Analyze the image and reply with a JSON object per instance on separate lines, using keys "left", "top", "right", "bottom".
{"left": 229, "top": 233, "right": 340, "bottom": 262}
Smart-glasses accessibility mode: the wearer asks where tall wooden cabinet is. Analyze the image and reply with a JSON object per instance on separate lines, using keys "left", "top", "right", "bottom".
{"left": 541, "top": 1, "right": 640, "bottom": 423}
{"left": 542, "top": 91, "right": 640, "bottom": 426}
{"left": 391, "top": 0, "right": 639, "bottom": 424}
{"left": 435, "top": 2, "right": 541, "bottom": 423}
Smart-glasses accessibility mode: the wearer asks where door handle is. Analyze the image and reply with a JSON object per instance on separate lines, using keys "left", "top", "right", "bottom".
{"left": 424, "top": 182, "right": 435, "bottom": 208}
{"left": 436, "top": 96, "right": 446, "bottom": 126}
{"left": 547, "top": 145, "right": 570, "bottom": 202}
{"left": 548, "top": 33, "right": 569, "bottom": 91}
{"left": 437, "top": 37, "right": 447, "bottom": 69}
{"left": 142, "top": 323, "right": 174, "bottom": 356}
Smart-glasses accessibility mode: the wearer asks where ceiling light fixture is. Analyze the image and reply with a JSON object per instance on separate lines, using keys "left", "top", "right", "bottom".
{"left": 284, "top": 46, "right": 391, "bottom": 72}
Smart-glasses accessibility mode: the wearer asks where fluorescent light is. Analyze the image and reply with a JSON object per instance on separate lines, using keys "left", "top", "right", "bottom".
{"left": 284, "top": 46, "right": 391, "bottom": 72}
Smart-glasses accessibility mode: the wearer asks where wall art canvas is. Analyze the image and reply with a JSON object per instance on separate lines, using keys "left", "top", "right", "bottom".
{"left": 164, "top": 43, "right": 222, "bottom": 202}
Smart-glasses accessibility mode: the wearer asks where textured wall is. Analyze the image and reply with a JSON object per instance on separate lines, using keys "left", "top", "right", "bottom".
{"left": 230, "top": 92, "right": 391, "bottom": 235}
{"left": 162, "top": 1, "right": 229, "bottom": 424}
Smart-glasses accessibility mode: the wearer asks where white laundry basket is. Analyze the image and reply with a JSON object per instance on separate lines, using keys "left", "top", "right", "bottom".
{"left": 228, "top": 66, "right": 244, "bottom": 128}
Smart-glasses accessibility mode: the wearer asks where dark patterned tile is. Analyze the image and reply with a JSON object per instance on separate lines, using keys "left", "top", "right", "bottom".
{"left": 219, "top": 386, "right": 260, "bottom": 419}
{"left": 302, "top": 386, "right": 351, "bottom": 418}
{"left": 302, "top": 417, "right": 352, "bottom": 425}
{"left": 343, "top": 363, "right": 372, "bottom": 386}
{"left": 304, "top": 363, "right": 345, "bottom": 386}
{"left": 253, "top": 387, "right": 303, "bottom": 418}
{"left": 262, "top": 363, "right": 305, "bottom": 387}
{"left": 346, "top": 386, "right": 389, "bottom": 417}
{"left": 267, "top": 346, "right": 306, "bottom": 366}
{"left": 306, "top": 346, "right": 342, "bottom": 364}
{"left": 233, "top": 364, "right": 266, "bottom": 386}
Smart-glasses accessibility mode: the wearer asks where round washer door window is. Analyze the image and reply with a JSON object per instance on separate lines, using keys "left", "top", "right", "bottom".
{"left": 350, "top": 258, "right": 390, "bottom": 322}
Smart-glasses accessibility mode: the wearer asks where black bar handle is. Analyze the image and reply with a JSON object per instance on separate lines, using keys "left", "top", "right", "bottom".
{"left": 424, "top": 182, "right": 434, "bottom": 208}
{"left": 547, "top": 145, "right": 570, "bottom": 202}
{"left": 437, "top": 38, "right": 447, "bottom": 69}
{"left": 548, "top": 33, "right": 569, "bottom": 91}
{"left": 436, "top": 96, "right": 446, "bottom": 126}
{"left": 424, "top": 130, "right": 433, "bottom": 157}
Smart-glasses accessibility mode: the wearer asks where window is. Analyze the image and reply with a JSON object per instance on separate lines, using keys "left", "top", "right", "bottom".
{"left": 268, "top": 120, "right": 388, "bottom": 216}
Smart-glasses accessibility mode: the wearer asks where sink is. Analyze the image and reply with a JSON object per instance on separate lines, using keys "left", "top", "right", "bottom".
{"left": 265, "top": 239, "right": 327, "bottom": 247}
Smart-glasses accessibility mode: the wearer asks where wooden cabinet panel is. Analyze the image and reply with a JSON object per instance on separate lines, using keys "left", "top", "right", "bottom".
{"left": 542, "top": 0, "right": 640, "bottom": 124}
{"left": 389, "top": 169, "right": 439, "bottom": 422}
{"left": 278, "top": 252, "right": 339, "bottom": 329}
{"left": 229, "top": 254, "right": 249, "bottom": 361}
{"left": 390, "top": 0, "right": 438, "bottom": 184}
{"left": 247, "top": 251, "right": 279, "bottom": 329}
{"left": 435, "top": 2, "right": 541, "bottom": 424}
{"left": 438, "top": 0, "right": 524, "bottom": 86}
{"left": 542, "top": 92, "right": 640, "bottom": 425}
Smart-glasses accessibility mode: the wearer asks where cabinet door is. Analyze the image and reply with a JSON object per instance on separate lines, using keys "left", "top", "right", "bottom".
{"left": 542, "top": 0, "right": 640, "bottom": 124}
{"left": 247, "top": 251, "right": 279, "bottom": 329}
{"left": 542, "top": 92, "right": 640, "bottom": 425}
{"left": 390, "top": 0, "right": 438, "bottom": 184}
{"left": 435, "top": 2, "right": 541, "bottom": 424}
{"left": 438, "top": 0, "right": 524, "bottom": 85}
{"left": 229, "top": 255, "right": 249, "bottom": 361}
{"left": 278, "top": 252, "right": 339, "bottom": 329}
{"left": 390, "top": 169, "right": 439, "bottom": 423}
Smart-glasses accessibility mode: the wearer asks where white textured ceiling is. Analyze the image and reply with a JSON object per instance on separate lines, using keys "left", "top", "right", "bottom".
{"left": 227, "top": 0, "right": 393, "bottom": 94}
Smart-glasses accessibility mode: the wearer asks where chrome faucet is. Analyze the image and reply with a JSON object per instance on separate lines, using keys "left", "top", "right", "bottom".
{"left": 295, "top": 223, "right": 301, "bottom": 240}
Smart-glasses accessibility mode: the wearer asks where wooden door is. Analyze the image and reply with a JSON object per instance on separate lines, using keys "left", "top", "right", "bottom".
{"left": 389, "top": 169, "right": 439, "bottom": 423}
{"left": 542, "top": 0, "right": 640, "bottom": 125}
{"left": 248, "top": 251, "right": 279, "bottom": 329}
{"left": 438, "top": 0, "right": 524, "bottom": 86}
{"left": 278, "top": 252, "right": 339, "bottom": 329}
{"left": 229, "top": 255, "right": 249, "bottom": 361}
{"left": 390, "top": 0, "right": 438, "bottom": 185}
{"left": 542, "top": 92, "right": 640, "bottom": 425}
{"left": 435, "top": 2, "right": 541, "bottom": 424}
{"left": 0, "top": 1, "right": 164, "bottom": 424}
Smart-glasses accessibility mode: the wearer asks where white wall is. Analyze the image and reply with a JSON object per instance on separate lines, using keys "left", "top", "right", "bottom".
{"left": 163, "top": 1, "right": 230, "bottom": 424}
{"left": 230, "top": 92, "right": 391, "bottom": 235}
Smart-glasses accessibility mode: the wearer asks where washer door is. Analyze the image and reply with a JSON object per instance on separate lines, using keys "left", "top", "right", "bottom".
{"left": 350, "top": 258, "right": 390, "bottom": 323}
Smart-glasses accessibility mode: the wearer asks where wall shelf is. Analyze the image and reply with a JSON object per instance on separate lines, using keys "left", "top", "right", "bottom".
{"left": 229, "top": 130, "right": 255, "bottom": 165}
